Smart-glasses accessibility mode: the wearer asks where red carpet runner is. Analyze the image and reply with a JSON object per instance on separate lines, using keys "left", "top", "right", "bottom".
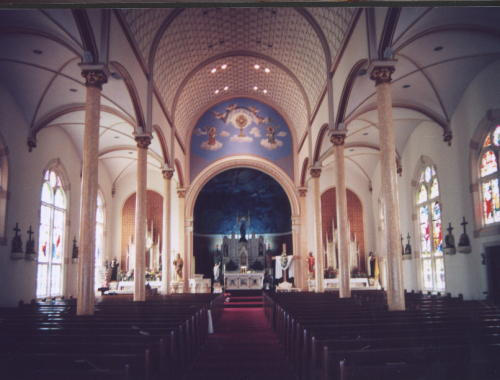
{"left": 182, "top": 307, "right": 297, "bottom": 380}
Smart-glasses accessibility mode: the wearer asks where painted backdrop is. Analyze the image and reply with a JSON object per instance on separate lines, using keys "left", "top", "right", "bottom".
{"left": 190, "top": 98, "right": 294, "bottom": 181}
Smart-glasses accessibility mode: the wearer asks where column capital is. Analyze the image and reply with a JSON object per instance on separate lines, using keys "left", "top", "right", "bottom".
{"left": 310, "top": 166, "right": 322, "bottom": 178}
{"left": 135, "top": 134, "right": 152, "bottom": 149}
{"left": 298, "top": 187, "right": 308, "bottom": 197}
{"left": 80, "top": 64, "right": 109, "bottom": 89}
{"left": 177, "top": 187, "right": 187, "bottom": 198}
{"left": 330, "top": 131, "right": 346, "bottom": 146}
{"left": 369, "top": 60, "right": 397, "bottom": 86}
{"left": 162, "top": 168, "right": 174, "bottom": 180}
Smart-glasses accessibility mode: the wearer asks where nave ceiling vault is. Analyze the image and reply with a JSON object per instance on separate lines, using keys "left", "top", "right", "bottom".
{"left": 0, "top": 7, "right": 500, "bottom": 190}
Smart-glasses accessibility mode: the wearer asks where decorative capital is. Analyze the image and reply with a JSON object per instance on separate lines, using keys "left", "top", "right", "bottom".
{"left": 298, "top": 187, "right": 307, "bottom": 197}
{"left": 370, "top": 64, "right": 395, "bottom": 86}
{"left": 310, "top": 166, "right": 321, "bottom": 178}
{"left": 177, "top": 188, "right": 186, "bottom": 198}
{"left": 135, "top": 134, "right": 151, "bottom": 149}
{"left": 81, "top": 69, "right": 108, "bottom": 89}
{"left": 443, "top": 128, "right": 452, "bottom": 146}
{"left": 162, "top": 168, "right": 174, "bottom": 180}
{"left": 396, "top": 160, "right": 403, "bottom": 176}
{"left": 27, "top": 135, "right": 37, "bottom": 152}
{"left": 330, "top": 132, "right": 346, "bottom": 146}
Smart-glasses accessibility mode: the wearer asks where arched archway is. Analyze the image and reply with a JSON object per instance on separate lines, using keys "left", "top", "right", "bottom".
{"left": 184, "top": 155, "right": 301, "bottom": 284}
{"left": 193, "top": 167, "right": 292, "bottom": 281}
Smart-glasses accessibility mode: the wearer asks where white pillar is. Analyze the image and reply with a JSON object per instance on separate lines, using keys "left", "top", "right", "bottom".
{"left": 291, "top": 216, "right": 301, "bottom": 289}
{"left": 370, "top": 62, "right": 405, "bottom": 311}
{"left": 331, "top": 132, "right": 351, "bottom": 298}
{"left": 161, "top": 168, "right": 174, "bottom": 294}
{"left": 310, "top": 166, "right": 324, "bottom": 292}
{"left": 134, "top": 134, "right": 151, "bottom": 302}
{"left": 77, "top": 67, "right": 107, "bottom": 316}
{"left": 299, "top": 188, "right": 308, "bottom": 290}
{"left": 177, "top": 188, "right": 187, "bottom": 291}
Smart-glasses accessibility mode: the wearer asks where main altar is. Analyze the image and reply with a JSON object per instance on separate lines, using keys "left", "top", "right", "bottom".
{"left": 224, "top": 272, "right": 264, "bottom": 290}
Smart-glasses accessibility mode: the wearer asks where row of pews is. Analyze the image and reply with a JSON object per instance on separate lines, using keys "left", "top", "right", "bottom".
{"left": 264, "top": 290, "right": 500, "bottom": 380}
{"left": 0, "top": 293, "right": 224, "bottom": 380}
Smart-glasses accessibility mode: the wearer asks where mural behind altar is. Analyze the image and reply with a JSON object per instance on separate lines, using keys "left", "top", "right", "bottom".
{"left": 193, "top": 168, "right": 292, "bottom": 286}
{"left": 190, "top": 98, "right": 294, "bottom": 181}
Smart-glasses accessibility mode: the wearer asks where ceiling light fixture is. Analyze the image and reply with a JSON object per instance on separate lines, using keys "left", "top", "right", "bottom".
{"left": 69, "top": 88, "right": 77, "bottom": 93}
{"left": 214, "top": 89, "right": 220, "bottom": 94}
{"left": 253, "top": 86, "right": 258, "bottom": 91}
{"left": 223, "top": 86, "right": 229, "bottom": 91}
{"left": 263, "top": 89, "right": 268, "bottom": 94}
{"left": 264, "top": 68, "right": 270, "bottom": 74}
{"left": 403, "top": 84, "right": 411, "bottom": 89}
{"left": 254, "top": 64, "right": 260, "bottom": 70}
{"left": 114, "top": 136, "right": 120, "bottom": 139}
{"left": 221, "top": 64, "right": 227, "bottom": 70}
{"left": 210, "top": 68, "right": 217, "bottom": 74}
{"left": 362, "top": 132, "right": 369, "bottom": 136}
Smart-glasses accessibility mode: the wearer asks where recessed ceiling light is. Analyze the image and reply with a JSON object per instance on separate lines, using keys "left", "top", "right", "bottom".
{"left": 223, "top": 86, "right": 229, "bottom": 91}
{"left": 221, "top": 64, "right": 227, "bottom": 70}
{"left": 264, "top": 68, "right": 270, "bottom": 74}
{"left": 214, "top": 89, "right": 220, "bottom": 94}
{"left": 434, "top": 46, "right": 443, "bottom": 52}
{"left": 362, "top": 132, "right": 369, "bottom": 136}
{"left": 263, "top": 89, "right": 267, "bottom": 94}
{"left": 210, "top": 68, "right": 217, "bottom": 74}
{"left": 253, "top": 86, "right": 258, "bottom": 91}
{"left": 254, "top": 64, "right": 260, "bottom": 70}
{"left": 33, "top": 49, "right": 42, "bottom": 55}
{"left": 69, "top": 88, "right": 77, "bottom": 93}
{"left": 403, "top": 84, "right": 411, "bottom": 89}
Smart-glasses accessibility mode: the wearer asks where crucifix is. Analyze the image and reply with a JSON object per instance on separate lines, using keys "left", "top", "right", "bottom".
{"left": 460, "top": 216, "right": 468, "bottom": 234}
{"left": 13, "top": 223, "right": 20, "bottom": 237}
{"left": 447, "top": 223, "right": 453, "bottom": 235}
{"left": 27, "top": 225, "right": 34, "bottom": 241}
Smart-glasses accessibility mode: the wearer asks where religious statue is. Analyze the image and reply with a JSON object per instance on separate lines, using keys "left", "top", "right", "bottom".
{"left": 71, "top": 237, "right": 79, "bottom": 260}
{"left": 404, "top": 233, "right": 412, "bottom": 255}
{"left": 213, "top": 261, "right": 221, "bottom": 282}
{"left": 306, "top": 252, "right": 315, "bottom": 279}
{"left": 239, "top": 218, "right": 247, "bottom": 242}
{"left": 173, "top": 253, "right": 184, "bottom": 281}
{"left": 207, "top": 126, "right": 217, "bottom": 146}
{"left": 258, "top": 236, "right": 264, "bottom": 256}
{"left": 368, "top": 252, "right": 376, "bottom": 278}
{"left": 266, "top": 126, "right": 276, "bottom": 144}
{"left": 110, "top": 257, "right": 119, "bottom": 281}
{"left": 444, "top": 223, "right": 456, "bottom": 255}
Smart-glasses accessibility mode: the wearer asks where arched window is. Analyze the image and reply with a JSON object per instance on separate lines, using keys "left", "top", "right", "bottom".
{"left": 416, "top": 164, "right": 445, "bottom": 292}
{"left": 37, "top": 169, "right": 66, "bottom": 298}
{"left": 479, "top": 125, "right": 500, "bottom": 225}
{"left": 95, "top": 191, "right": 105, "bottom": 290}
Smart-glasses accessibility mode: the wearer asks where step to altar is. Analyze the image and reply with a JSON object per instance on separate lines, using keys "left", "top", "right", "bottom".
{"left": 224, "top": 290, "right": 264, "bottom": 308}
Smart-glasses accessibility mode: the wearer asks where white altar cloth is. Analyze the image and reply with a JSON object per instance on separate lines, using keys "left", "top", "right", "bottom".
{"left": 275, "top": 255, "right": 294, "bottom": 279}
{"left": 224, "top": 272, "right": 264, "bottom": 290}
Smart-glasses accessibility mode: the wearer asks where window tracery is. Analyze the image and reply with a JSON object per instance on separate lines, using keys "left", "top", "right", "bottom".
{"left": 479, "top": 125, "right": 500, "bottom": 225}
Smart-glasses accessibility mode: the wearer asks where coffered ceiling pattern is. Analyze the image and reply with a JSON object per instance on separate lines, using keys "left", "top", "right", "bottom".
{"left": 174, "top": 55, "right": 309, "bottom": 142}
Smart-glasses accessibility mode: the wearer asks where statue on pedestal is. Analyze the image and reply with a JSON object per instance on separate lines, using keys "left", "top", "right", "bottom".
{"left": 213, "top": 261, "right": 221, "bottom": 282}
{"left": 25, "top": 225, "right": 36, "bottom": 261}
{"left": 444, "top": 223, "right": 456, "bottom": 255}
{"left": 306, "top": 252, "right": 315, "bottom": 279}
{"left": 173, "top": 253, "right": 184, "bottom": 281}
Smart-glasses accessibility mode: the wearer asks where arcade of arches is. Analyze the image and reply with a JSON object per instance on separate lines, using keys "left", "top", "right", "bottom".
{"left": 0, "top": 2, "right": 500, "bottom": 332}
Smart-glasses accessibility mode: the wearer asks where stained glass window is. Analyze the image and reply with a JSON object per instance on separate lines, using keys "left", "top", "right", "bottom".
{"left": 36, "top": 169, "right": 66, "bottom": 298}
{"left": 480, "top": 126, "right": 500, "bottom": 226}
{"left": 416, "top": 164, "right": 445, "bottom": 292}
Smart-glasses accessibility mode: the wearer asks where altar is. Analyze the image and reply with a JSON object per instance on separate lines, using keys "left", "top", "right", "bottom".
{"left": 224, "top": 272, "right": 264, "bottom": 290}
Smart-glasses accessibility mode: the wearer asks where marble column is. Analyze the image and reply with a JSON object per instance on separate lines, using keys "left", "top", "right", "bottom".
{"left": 177, "top": 188, "right": 186, "bottom": 291}
{"left": 331, "top": 132, "right": 351, "bottom": 298}
{"left": 370, "top": 62, "right": 405, "bottom": 311}
{"left": 161, "top": 168, "right": 174, "bottom": 294}
{"left": 186, "top": 218, "right": 194, "bottom": 291}
{"left": 77, "top": 68, "right": 107, "bottom": 316}
{"left": 298, "top": 187, "right": 308, "bottom": 290}
{"left": 310, "top": 166, "right": 324, "bottom": 292}
{"left": 134, "top": 134, "right": 151, "bottom": 302}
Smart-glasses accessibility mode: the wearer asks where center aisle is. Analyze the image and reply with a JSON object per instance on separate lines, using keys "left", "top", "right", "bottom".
{"left": 182, "top": 306, "right": 298, "bottom": 380}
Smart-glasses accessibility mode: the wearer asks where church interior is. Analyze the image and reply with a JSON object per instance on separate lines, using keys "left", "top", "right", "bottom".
{"left": 0, "top": 5, "right": 500, "bottom": 380}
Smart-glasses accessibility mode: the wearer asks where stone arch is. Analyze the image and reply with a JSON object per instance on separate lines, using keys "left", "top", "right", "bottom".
{"left": 313, "top": 123, "right": 329, "bottom": 164}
